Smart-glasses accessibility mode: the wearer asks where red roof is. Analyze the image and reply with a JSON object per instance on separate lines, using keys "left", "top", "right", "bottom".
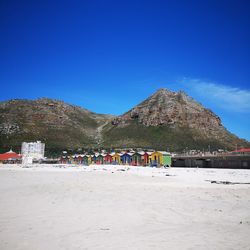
{"left": 0, "top": 150, "right": 22, "bottom": 160}
{"left": 232, "top": 148, "right": 250, "bottom": 153}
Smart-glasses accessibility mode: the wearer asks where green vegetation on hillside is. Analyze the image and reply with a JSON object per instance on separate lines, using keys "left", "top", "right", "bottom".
{"left": 102, "top": 121, "right": 228, "bottom": 152}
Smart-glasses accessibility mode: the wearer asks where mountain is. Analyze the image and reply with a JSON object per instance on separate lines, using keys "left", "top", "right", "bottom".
{"left": 0, "top": 90, "right": 249, "bottom": 154}
{"left": 102, "top": 89, "right": 249, "bottom": 151}
{"left": 0, "top": 98, "right": 114, "bottom": 154}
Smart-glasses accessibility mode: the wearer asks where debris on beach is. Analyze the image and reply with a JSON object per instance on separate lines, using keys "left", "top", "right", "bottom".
{"left": 165, "top": 174, "right": 176, "bottom": 176}
{"left": 206, "top": 180, "right": 250, "bottom": 185}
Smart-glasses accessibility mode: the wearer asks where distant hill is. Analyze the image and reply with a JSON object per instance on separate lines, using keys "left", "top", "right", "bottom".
{"left": 0, "top": 89, "right": 249, "bottom": 155}
{"left": 0, "top": 98, "right": 114, "bottom": 154}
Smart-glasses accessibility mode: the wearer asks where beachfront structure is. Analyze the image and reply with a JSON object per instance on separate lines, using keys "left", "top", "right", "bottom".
{"left": 91, "top": 154, "right": 97, "bottom": 164}
{"left": 130, "top": 151, "right": 152, "bottom": 166}
{"left": 121, "top": 152, "right": 132, "bottom": 165}
{"left": 74, "top": 155, "right": 84, "bottom": 164}
{"left": 59, "top": 150, "right": 171, "bottom": 167}
{"left": 151, "top": 151, "right": 171, "bottom": 167}
{"left": 71, "top": 155, "right": 78, "bottom": 164}
{"left": 143, "top": 151, "right": 153, "bottom": 166}
{"left": 104, "top": 153, "right": 113, "bottom": 164}
{"left": 131, "top": 152, "right": 143, "bottom": 166}
{"left": 69, "top": 155, "right": 74, "bottom": 164}
{"left": 232, "top": 148, "right": 250, "bottom": 155}
{"left": 160, "top": 151, "right": 171, "bottom": 167}
{"left": 151, "top": 151, "right": 161, "bottom": 167}
{"left": 82, "top": 155, "right": 89, "bottom": 165}
{"left": 78, "top": 155, "right": 84, "bottom": 164}
{"left": 88, "top": 155, "right": 93, "bottom": 164}
{"left": 21, "top": 141, "right": 45, "bottom": 164}
{"left": 60, "top": 155, "right": 70, "bottom": 164}
{"left": 71, "top": 155, "right": 76, "bottom": 164}
{"left": 111, "top": 152, "right": 121, "bottom": 165}
{"left": 96, "top": 154, "right": 104, "bottom": 164}
{"left": 0, "top": 149, "right": 22, "bottom": 164}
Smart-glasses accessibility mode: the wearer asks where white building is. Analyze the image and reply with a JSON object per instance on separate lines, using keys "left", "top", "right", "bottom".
{"left": 21, "top": 141, "right": 45, "bottom": 164}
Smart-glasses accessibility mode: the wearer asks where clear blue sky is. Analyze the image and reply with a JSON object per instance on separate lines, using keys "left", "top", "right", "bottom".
{"left": 1, "top": 0, "right": 249, "bottom": 141}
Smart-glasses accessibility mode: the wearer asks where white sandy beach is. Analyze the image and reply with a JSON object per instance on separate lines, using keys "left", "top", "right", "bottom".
{"left": 0, "top": 165, "right": 250, "bottom": 250}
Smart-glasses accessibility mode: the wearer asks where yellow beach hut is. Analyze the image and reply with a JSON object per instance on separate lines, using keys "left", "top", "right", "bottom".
{"left": 151, "top": 151, "right": 162, "bottom": 167}
{"left": 87, "top": 155, "right": 93, "bottom": 165}
{"left": 111, "top": 152, "right": 121, "bottom": 165}
{"left": 151, "top": 151, "right": 171, "bottom": 167}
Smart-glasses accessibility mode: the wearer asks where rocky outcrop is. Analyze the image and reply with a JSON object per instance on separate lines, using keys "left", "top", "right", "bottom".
{"left": 112, "top": 88, "right": 222, "bottom": 128}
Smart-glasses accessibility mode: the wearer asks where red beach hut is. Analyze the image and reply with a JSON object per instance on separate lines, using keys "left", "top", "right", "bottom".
{"left": 104, "top": 153, "right": 113, "bottom": 164}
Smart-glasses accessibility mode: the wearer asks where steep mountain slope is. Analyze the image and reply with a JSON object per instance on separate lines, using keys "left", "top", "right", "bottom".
{"left": 103, "top": 89, "right": 249, "bottom": 151}
{"left": 0, "top": 98, "right": 113, "bottom": 154}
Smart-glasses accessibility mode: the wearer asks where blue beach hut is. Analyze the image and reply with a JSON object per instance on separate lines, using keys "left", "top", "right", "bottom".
{"left": 121, "top": 153, "right": 132, "bottom": 165}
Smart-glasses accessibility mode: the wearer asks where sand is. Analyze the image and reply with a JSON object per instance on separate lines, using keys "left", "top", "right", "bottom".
{"left": 0, "top": 164, "right": 250, "bottom": 250}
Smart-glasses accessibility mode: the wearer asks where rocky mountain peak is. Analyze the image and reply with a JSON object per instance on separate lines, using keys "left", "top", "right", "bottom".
{"left": 111, "top": 88, "right": 222, "bottom": 130}
{"left": 154, "top": 88, "right": 173, "bottom": 95}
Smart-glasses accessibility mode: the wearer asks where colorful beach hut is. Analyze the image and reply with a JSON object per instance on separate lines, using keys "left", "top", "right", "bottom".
{"left": 68, "top": 155, "right": 74, "bottom": 164}
{"left": 96, "top": 154, "right": 104, "bottom": 164}
{"left": 91, "top": 154, "right": 98, "bottom": 164}
{"left": 131, "top": 152, "right": 143, "bottom": 166}
{"left": 104, "top": 153, "right": 113, "bottom": 164}
{"left": 60, "top": 155, "right": 70, "bottom": 164}
{"left": 151, "top": 151, "right": 171, "bottom": 167}
{"left": 158, "top": 151, "right": 171, "bottom": 167}
{"left": 87, "top": 155, "right": 92, "bottom": 165}
{"left": 76, "top": 155, "right": 84, "bottom": 164}
{"left": 150, "top": 151, "right": 161, "bottom": 167}
{"left": 121, "top": 152, "right": 132, "bottom": 165}
{"left": 142, "top": 151, "right": 153, "bottom": 166}
{"left": 111, "top": 152, "right": 121, "bottom": 165}
{"left": 82, "top": 155, "right": 89, "bottom": 165}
